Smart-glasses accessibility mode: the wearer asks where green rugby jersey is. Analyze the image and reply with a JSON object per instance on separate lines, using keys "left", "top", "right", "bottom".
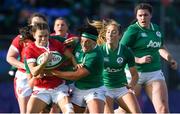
{"left": 74, "top": 44, "right": 104, "bottom": 89}
{"left": 120, "top": 22, "right": 164, "bottom": 72}
{"left": 101, "top": 43, "right": 135, "bottom": 88}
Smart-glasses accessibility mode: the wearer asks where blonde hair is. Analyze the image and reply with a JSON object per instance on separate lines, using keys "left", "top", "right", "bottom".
{"left": 87, "top": 19, "right": 108, "bottom": 45}
{"left": 87, "top": 19, "right": 121, "bottom": 45}
{"left": 106, "top": 19, "right": 122, "bottom": 36}
{"left": 107, "top": 19, "right": 120, "bottom": 26}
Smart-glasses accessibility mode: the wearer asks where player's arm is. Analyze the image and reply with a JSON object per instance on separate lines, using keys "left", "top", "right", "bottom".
{"left": 126, "top": 46, "right": 139, "bottom": 89}
{"left": 135, "top": 55, "right": 152, "bottom": 64}
{"left": 63, "top": 49, "right": 77, "bottom": 68}
{"left": 28, "top": 62, "right": 46, "bottom": 77}
{"left": 6, "top": 45, "right": 25, "bottom": 69}
{"left": 128, "top": 66, "right": 139, "bottom": 90}
{"left": 159, "top": 45, "right": 177, "bottom": 70}
{"left": 28, "top": 51, "right": 51, "bottom": 76}
{"left": 51, "top": 67, "right": 89, "bottom": 80}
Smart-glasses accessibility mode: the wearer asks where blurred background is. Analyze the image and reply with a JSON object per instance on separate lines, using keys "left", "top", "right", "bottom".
{"left": 0, "top": 0, "right": 180, "bottom": 113}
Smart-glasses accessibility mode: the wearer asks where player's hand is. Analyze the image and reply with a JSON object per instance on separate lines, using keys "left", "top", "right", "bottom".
{"left": 41, "top": 51, "right": 52, "bottom": 65}
{"left": 123, "top": 83, "right": 135, "bottom": 94}
{"left": 36, "top": 73, "right": 44, "bottom": 78}
{"left": 138, "top": 55, "right": 152, "bottom": 64}
{"left": 64, "top": 37, "right": 79, "bottom": 45}
{"left": 169, "top": 59, "right": 178, "bottom": 70}
{"left": 73, "top": 64, "right": 84, "bottom": 70}
{"left": 77, "top": 64, "right": 84, "bottom": 68}
{"left": 42, "top": 70, "right": 54, "bottom": 77}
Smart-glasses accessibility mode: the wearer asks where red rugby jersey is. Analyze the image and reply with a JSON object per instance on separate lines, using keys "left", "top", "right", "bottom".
{"left": 25, "top": 38, "right": 66, "bottom": 89}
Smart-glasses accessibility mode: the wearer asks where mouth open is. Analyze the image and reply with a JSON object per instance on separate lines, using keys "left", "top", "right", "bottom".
{"left": 141, "top": 21, "right": 146, "bottom": 24}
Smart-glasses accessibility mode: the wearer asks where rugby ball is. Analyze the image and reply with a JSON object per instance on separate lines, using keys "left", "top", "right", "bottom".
{"left": 37, "top": 51, "right": 64, "bottom": 69}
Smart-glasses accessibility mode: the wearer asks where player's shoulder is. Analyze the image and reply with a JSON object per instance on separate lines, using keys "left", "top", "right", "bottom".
{"left": 131, "top": 22, "right": 142, "bottom": 29}
{"left": 126, "top": 23, "right": 140, "bottom": 33}
{"left": 12, "top": 34, "right": 21, "bottom": 41}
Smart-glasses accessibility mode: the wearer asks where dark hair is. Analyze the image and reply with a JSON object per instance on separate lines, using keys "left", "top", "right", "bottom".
{"left": 54, "top": 17, "right": 69, "bottom": 27}
{"left": 28, "top": 13, "right": 48, "bottom": 25}
{"left": 78, "top": 24, "right": 98, "bottom": 36}
{"left": 134, "top": 3, "right": 153, "bottom": 15}
{"left": 31, "top": 23, "right": 50, "bottom": 33}
{"left": 19, "top": 25, "right": 34, "bottom": 43}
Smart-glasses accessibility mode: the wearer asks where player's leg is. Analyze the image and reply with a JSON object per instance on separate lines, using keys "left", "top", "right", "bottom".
{"left": 87, "top": 99, "right": 105, "bottom": 113}
{"left": 144, "top": 70, "right": 169, "bottom": 113}
{"left": 118, "top": 91, "right": 141, "bottom": 113}
{"left": 104, "top": 96, "right": 114, "bottom": 113}
{"left": 85, "top": 87, "right": 105, "bottom": 113}
{"left": 53, "top": 84, "right": 74, "bottom": 113}
{"left": 14, "top": 71, "right": 32, "bottom": 113}
{"left": 27, "top": 96, "right": 48, "bottom": 113}
{"left": 145, "top": 80, "right": 169, "bottom": 113}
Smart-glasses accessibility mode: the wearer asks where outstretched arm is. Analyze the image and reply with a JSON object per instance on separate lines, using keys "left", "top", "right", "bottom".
{"left": 51, "top": 67, "right": 89, "bottom": 80}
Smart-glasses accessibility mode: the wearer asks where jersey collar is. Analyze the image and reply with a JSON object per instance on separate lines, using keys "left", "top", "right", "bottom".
{"left": 106, "top": 43, "right": 121, "bottom": 55}
{"left": 35, "top": 40, "right": 50, "bottom": 52}
{"left": 136, "top": 22, "right": 155, "bottom": 31}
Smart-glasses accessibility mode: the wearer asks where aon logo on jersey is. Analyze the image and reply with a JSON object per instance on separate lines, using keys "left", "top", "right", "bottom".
{"left": 147, "top": 40, "right": 161, "bottom": 48}
{"left": 105, "top": 67, "right": 122, "bottom": 73}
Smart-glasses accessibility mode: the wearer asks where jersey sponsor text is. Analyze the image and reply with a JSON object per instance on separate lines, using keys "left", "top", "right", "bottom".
{"left": 104, "top": 67, "right": 122, "bottom": 73}
{"left": 147, "top": 40, "right": 161, "bottom": 48}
